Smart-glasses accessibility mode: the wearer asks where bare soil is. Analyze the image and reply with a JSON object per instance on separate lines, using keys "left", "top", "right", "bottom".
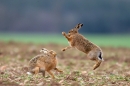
{"left": 0, "top": 41, "right": 130, "bottom": 86}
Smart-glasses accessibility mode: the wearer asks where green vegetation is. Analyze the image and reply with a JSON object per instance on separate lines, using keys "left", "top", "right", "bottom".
{"left": 0, "top": 33, "right": 130, "bottom": 47}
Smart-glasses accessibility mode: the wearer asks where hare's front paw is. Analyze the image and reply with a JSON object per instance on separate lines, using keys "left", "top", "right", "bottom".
{"left": 60, "top": 70, "right": 63, "bottom": 73}
{"left": 61, "top": 48, "right": 66, "bottom": 51}
{"left": 59, "top": 70, "right": 63, "bottom": 74}
{"left": 62, "top": 32, "right": 66, "bottom": 35}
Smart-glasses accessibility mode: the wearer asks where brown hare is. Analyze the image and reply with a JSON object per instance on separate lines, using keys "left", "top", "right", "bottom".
{"left": 28, "top": 48, "right": 63, "bottom": 79}
{"left": 62, "top": 23, "right": 104, "bottom": 70}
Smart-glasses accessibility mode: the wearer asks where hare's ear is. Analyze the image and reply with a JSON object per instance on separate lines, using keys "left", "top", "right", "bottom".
{"left": 75, "top": 23, "right": 83, "bottom": 30}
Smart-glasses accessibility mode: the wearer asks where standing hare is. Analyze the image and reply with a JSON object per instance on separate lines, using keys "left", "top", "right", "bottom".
{"left": 62, "top": 23, "right": 104, "bottom": 70}
{"left": 28, "top": 48, "right": 63, "bottom": 79}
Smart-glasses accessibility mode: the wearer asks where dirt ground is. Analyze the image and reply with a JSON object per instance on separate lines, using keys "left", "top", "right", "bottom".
{"left": 0, "top": 41, "right": 130, "bottom": 86}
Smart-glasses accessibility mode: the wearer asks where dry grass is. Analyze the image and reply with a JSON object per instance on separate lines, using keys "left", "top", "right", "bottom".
{"left": 0, "top": 41, "right": 130, "bottom": 86}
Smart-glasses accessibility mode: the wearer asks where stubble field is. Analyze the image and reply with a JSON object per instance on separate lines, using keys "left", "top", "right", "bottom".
{"left": 0, "top": 41, "right": 130, "bottom": 86}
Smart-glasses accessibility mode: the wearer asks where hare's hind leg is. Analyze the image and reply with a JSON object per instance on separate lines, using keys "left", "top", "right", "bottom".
{"left": 31, "top": 67, "right": 40, "bottom": 78}
{"left": 87, "top": 51, "right": 103, "bottom": 70}
{"left": 93, "top": 60, "right": 102, "bottom": 70}
{"left": 32, "top": 67, "right": 40, "bottom": 74}
{"left": 40, "top": 68, "right": 45, "bottom": 77}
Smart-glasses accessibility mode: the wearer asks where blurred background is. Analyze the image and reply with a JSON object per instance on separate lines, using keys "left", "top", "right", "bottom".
{"left": 0, "top": 0, "right": 130, "bottom": 47}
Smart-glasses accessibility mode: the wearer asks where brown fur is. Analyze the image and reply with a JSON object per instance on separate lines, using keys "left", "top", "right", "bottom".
{"left": 28, "top": 49, "right": 63, "bottom": 79}
{"left": 62, "top": 23, "right": 104, "bottom": 70}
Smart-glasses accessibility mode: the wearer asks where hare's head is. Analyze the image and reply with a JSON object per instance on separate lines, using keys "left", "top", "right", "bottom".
{"left": 40, "top": 48, "right": 49, "bottom": 53}
{"left": 49, "top": 50, "right": 57, "bottom": 57}
{"left": 68, "top": 23, "right": 83, "bottom": 36}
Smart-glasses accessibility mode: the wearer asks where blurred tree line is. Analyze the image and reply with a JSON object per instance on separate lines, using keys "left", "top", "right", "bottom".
{"left": 0, "top": 0, "right": 130, "bottom": 33}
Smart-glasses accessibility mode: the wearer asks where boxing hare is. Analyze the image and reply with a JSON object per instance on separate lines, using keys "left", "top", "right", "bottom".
{"left": 28, "top": 48, "right": 63, "bottom": 79}
{"left": 62, "top": 23, "right": 104, "bottom": 70}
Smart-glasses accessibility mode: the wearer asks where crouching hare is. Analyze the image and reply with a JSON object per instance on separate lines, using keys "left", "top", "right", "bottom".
{"left": 28, "top": 48, "right": 63, "bottom": 79}
{"left": 62, "top": 23, "right": 104, "bottom": 70}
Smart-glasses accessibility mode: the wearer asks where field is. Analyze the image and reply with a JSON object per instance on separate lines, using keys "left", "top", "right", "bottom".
{"left": 0, "top": 34, "right": 130, "bottom": 86}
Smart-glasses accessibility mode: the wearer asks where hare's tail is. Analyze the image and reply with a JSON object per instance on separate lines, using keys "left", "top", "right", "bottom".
{"left": 98, "top": 52, "right": 104, "bottom": 61}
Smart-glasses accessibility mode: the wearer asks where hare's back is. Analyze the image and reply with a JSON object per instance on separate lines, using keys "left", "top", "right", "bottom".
{"left": 74, "top": 34, "right": 99, "bottom": 52}
{"left": 29, "top": 54, "right": 46, "bottom": 66}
